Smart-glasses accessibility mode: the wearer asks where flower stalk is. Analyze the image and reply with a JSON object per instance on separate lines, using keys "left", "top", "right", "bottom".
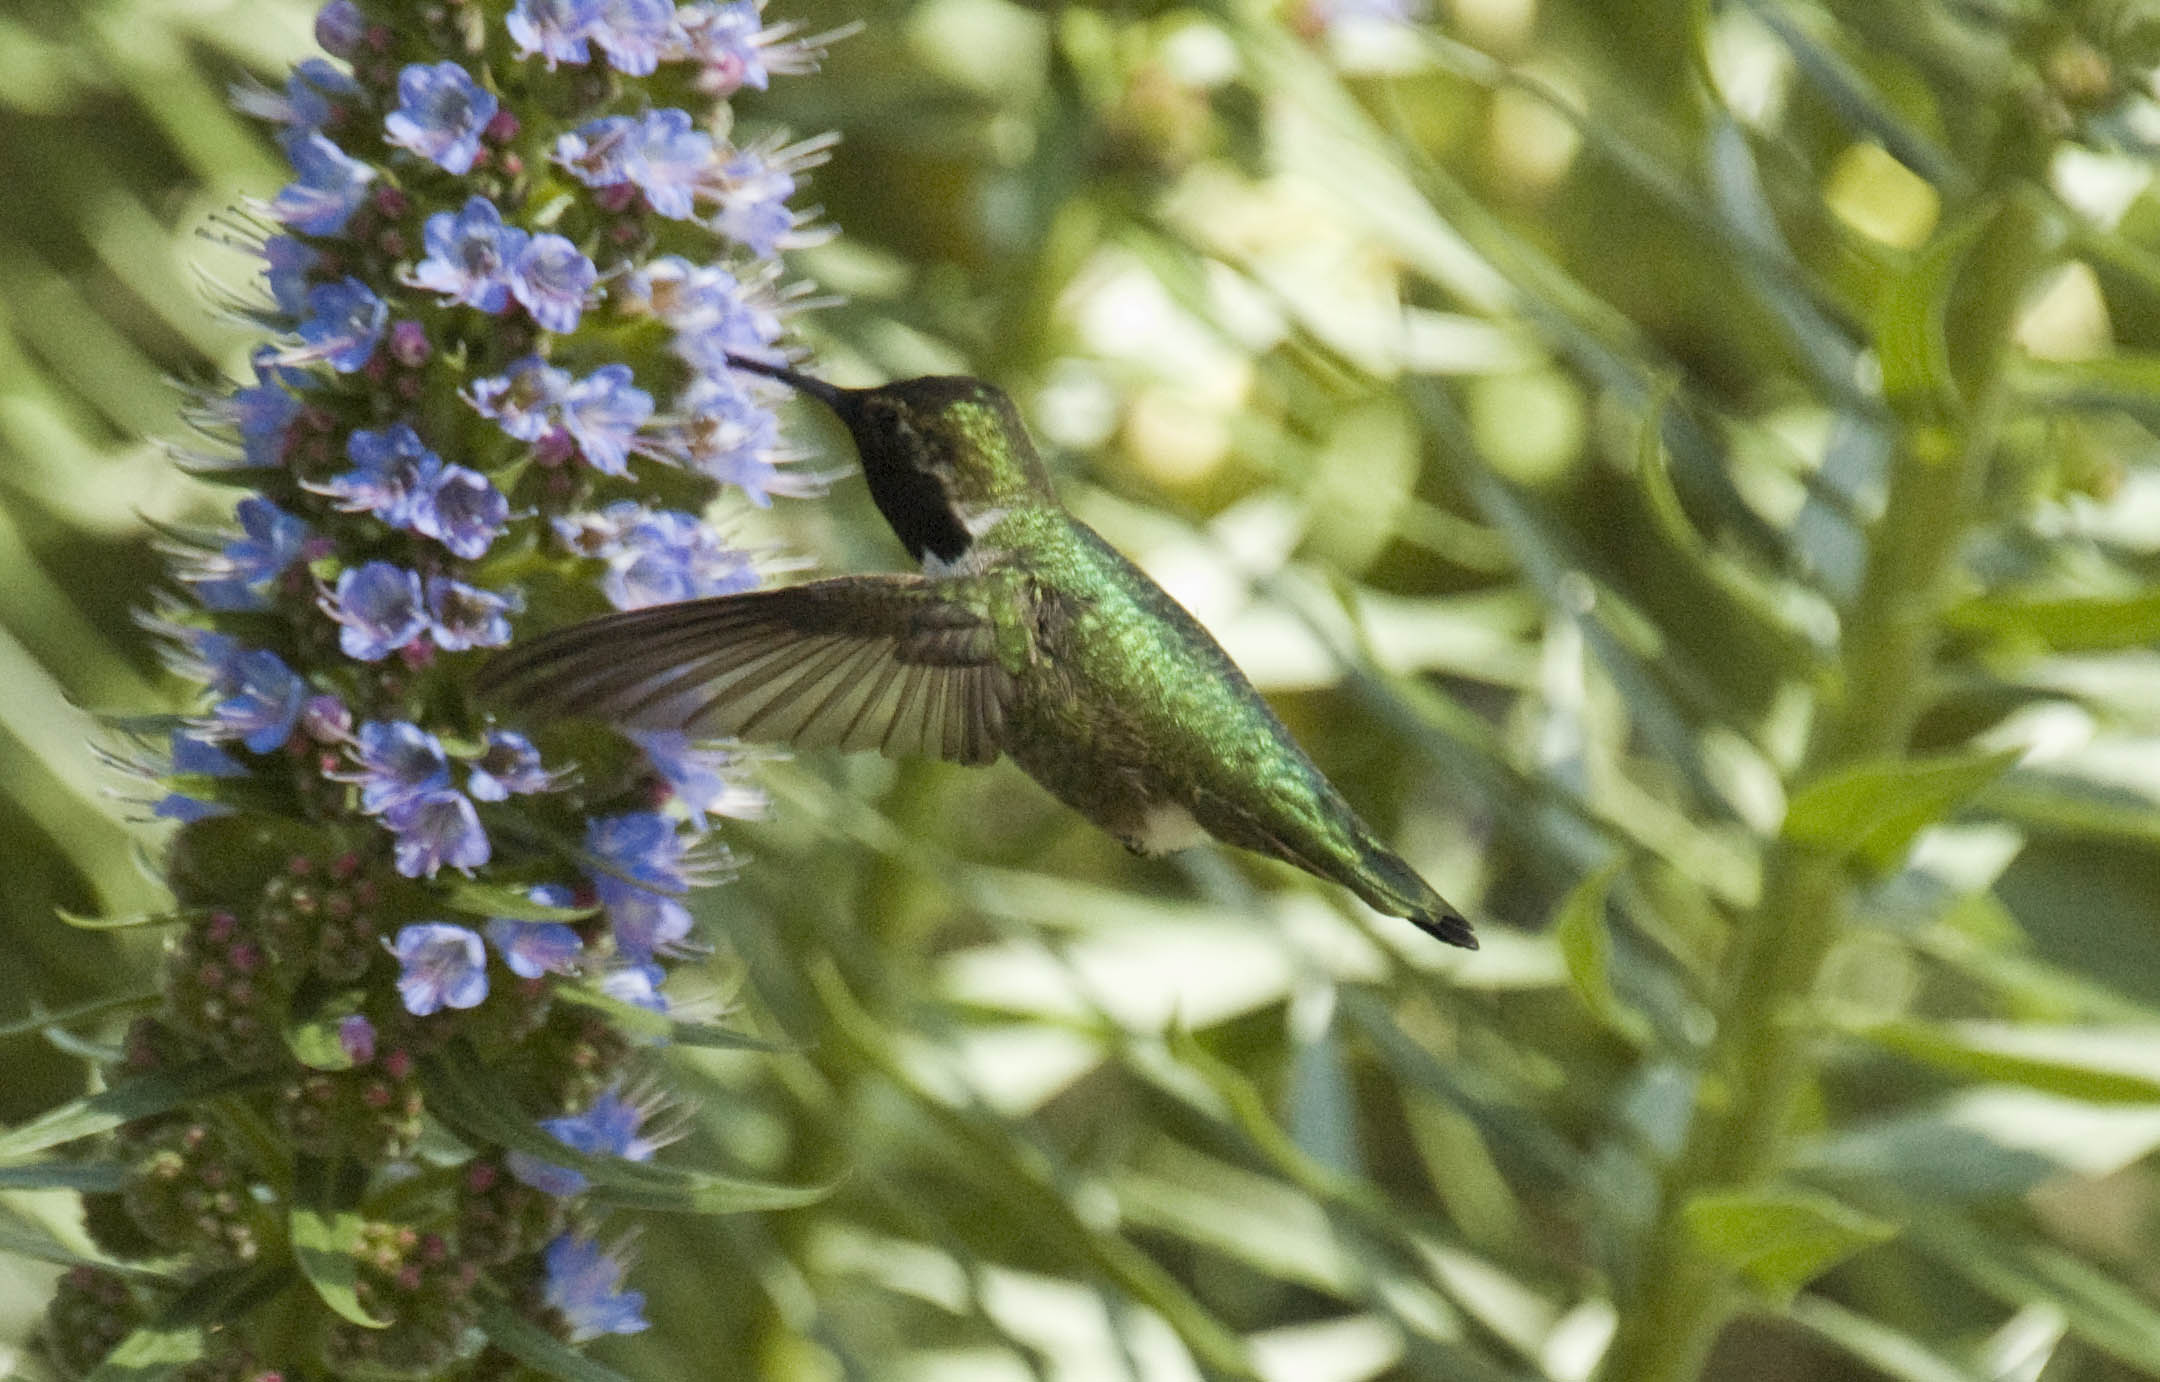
{"left": 42, "top": 1, "right": 835, "bottom": 1375}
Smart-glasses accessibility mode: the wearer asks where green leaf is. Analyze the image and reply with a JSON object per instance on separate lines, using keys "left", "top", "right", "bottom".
{"left": 419, "top": 1042, "right": 834, "bottom": 1215}
{"left": 1782, "top": 749, "right": 2020, "bottom": 869}
{"left": 286, "top": 991, "right": 369, "bottom": 1072}
{"left": 1553, "top": 863, "right": 1650, "bottom": 1043}
{"left": 551, "top": 984, "right": 803, "bottom": 1053}
{"left": 0, "top": 1203, "right": 163, "bottom": 1277}
{"left": 1875, "top": 208, "right": 1989, "bottom": 417}
{"left": 1861, "top": 1021, "right": 2160, "bottom": 1103}
{"left": 478, "top": 1299, "right": 634, "bottom": 1382}
{"left": 56, "top": 906, "right": 197, "bottom": 932}
{"left": 1788, "top": 1296, "right": 1984, "bottom": 1382}
{"left": 1683, "top": 1187, "right": 1895, "bottom": 1300}
{"left": 441, "top": 879, "right": 600, "bottom": 923}
{"left": 291, "top": 1157, "right": 389, "bottom": 1329}
{"left": 1944, "top": 589, "right": 2160, "bottom": 652}
{"left": 0, "top": 1062, "right": 274, "bottom": 1162}
{"left": 0, "top": 1160, "right": 129, "bottom": 1192}
{"left": 0, "top": 991, "right": 159, "bottom": 1040}
{"left": 85, "top": 1264, "right": 289, "bottom": 1382}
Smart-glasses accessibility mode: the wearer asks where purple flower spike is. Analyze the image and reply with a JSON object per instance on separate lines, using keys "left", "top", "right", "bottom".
{"left": 235, "top": 59, "right": 359, "bottom": 131}
{"left": 467, "top": 729, "right": 551, "bottom": 801}
{"left": 231, "top": 378, "right": 300, "bottom": 469}
{"left": 510, "top": 234, "right": 598, "bottom": 334}
{"left": 291, "top": 278, "right": 388, "bottom": 374}
{"left": 325, "top": 561, "right": 428, "bottom": 662}
{"left": 389, "top": 922, "right": 489, "bottom": 1014}
{"left": 271, "top": 131, "right": 376, "bottom": 235}
{"left": 318, "top": 423, "right": 440, "bottom": 528}
{"left": 349, "top": 720, "right": 451, "bottom": 815}
{"left": 385, "top": 61, "right": 498, "bottom": 174}
{"left": 467, "top": 355, "right": 572, "bottom": 441}
{"left": 425, "top": 576, "right": 518, "bottom": 652}
{"left": 631, "top": 109, "right": 715, "bottom": 219}
{"left": 591, "top": 0, "right": 677, "bottom": 75}
{"left": 562, "top": 365, "right": 653, "bottom": 475}
{"left": 211, "top": 649, "right": 309, "bottom": 754}
{"left": 569, "top": 504, "right": 758, "bottom": 609}
{"left": 508, "top": 0, "right": 602, "bottom": 67}
{"left": 386, "top": 789, "right": 491, "bottom": 878}
{"left": 414, "top": 465, "right": 510, "bottom": 559}
{"left": 669, "top": 375, "right": 786, "bottom": 502}
{"left": 410, "top": 196, "right": 530, "bottom": 312}
{"left": 544, "top": 1234, "right": 650, "bottom": 1342}
{"left": 485, "top": 917, "right": 584, "bottom": 980}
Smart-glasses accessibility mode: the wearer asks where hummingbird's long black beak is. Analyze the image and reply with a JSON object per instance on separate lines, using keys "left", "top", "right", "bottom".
{"left": 724, "top": 352, "right": 844, "bottom": 409}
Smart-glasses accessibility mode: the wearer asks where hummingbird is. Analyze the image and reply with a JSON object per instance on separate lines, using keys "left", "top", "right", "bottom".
{"left": 477, "top": 358, "right": 1476, "bottom": 949}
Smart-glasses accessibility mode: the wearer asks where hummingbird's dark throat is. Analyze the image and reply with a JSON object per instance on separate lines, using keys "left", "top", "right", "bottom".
{"left": 726, "top": 353, "right": 975, "bottom": 567}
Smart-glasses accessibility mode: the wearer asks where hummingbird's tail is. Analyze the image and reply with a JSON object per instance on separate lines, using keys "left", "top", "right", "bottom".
{"left": 1342, "top": 833, "right": 1479, "bottom": 950}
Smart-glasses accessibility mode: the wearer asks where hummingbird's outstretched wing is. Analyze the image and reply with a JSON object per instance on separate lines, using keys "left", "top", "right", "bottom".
{"left": 476, "top": 576, "right": 1015, "bottom": 765}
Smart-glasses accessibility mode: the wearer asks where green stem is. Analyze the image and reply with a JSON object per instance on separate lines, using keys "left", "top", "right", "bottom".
{"left": 1598, "top": 195, "right": 2053, "bottom": 1382}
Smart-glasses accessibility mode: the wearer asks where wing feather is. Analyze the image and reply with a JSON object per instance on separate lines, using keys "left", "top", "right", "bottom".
{"left": 477, "top": 575, "right": 1019, "bottom": 767}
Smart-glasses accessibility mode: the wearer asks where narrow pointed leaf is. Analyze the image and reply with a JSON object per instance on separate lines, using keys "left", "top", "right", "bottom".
{"left": 420, "top": 1043, "right": 833, "bottom": 1214}
{"left": 0, "top": 1062, "right": 273, "bottom": 1162}
{"left": 1683, "top": 1187, "right": 1895, "bottom": 1300}
{"left": 478, "top": 1300, "right": 635, "bottom": 1382}
{"left": 0, "top": 1160, "right": 129, "bottom": 1192}
{"left": 442, "top": 879, "right": 601, "bottom": 923}
{"left": 1782, "top": 749, "right": 2020, "bottom": 869}
{"left": 1553, "top": 863, "right": 1650, "bottom": 1043}
{"left": 552, "top": 984, "right": 804, "bottom": 1052}
{"left": 56, "top": 907, "right": 197, "bottom": 932}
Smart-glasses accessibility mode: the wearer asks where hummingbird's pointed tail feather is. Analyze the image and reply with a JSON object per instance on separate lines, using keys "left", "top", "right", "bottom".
{"left": 1345, "top": 832, "right": 1479, "bottom": 951}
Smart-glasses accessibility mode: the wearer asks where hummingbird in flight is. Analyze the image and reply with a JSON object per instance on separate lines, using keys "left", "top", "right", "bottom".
{"left": 478, "top": 358, "right": 1476, "bottom": 949}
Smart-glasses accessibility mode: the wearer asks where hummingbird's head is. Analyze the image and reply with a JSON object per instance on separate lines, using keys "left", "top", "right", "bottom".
{"left": 728, "top": 357, "right": 1056, "bottom": 567}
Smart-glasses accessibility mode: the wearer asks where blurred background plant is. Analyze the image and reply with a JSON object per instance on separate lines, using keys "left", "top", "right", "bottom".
{"left": 10, "top": 0, "right": 2160, "bottom": 1377}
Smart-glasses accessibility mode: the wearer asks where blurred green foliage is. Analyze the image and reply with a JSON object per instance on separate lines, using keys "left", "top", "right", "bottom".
{"left": 13, "top": 0, "right": 2160, "bottom": 1377}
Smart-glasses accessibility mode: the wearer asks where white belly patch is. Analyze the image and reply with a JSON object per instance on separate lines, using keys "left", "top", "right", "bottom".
{"left": 1133, "top": 802, "right": 1207, "bottom": 854}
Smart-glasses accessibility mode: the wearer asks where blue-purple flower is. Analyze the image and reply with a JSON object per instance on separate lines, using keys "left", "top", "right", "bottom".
{"left": 181, "top": 497, "right": 314, "bottom": 611}
{"left": 467, "top": 729, "right": 552, "bottom": 801}
{"left": 510, "top": 234, "right": 597, "bottom": 334}
{"left": 591, "top": 0, "right": 678, "bottom": 76}
{"left": 337, "top": 1013, "right": 377, "bottom": 1065}
{"left": 631, "top": 256, "right": 779, "bottom": 371}
{"left": 262, "top": 235, "right": 319, "bottom": 317}
{"left": 468, "top": 356, "right": 572, "bottom": 441}
{"left": 630, "top": 108, "right": 715, "bottom": 218}
{"left": 597, "top": 962, "right": 669, "bottom": 1012}
{"left": 508, "top": 1085, "right": 663, "bottom": 1194}
{"left": 409, "top": 196, "right": 530, "bottom": 312}
{"left": 317, "top": 422, "right": 439, "bottom": 527}
{"left": 561, "top": 503, "right": 759, "bottom": 609}
{"left": 234, "top": 58, "right": 359, "bottom": 131}
{"left": 415, "top": 465, "right": 510, "bottom": 559}
{"left": 389, "top": 922, "right": 489, "bottom": 1015}
{"left": 585, "top": 811, "right": 716, "bottom": 962}
{"left": 508, "top": 0, "right": 601, "bottom": 66}
{"left": 171, "top": 729, "right": 247, "bottom": 779}
{"left": 385, "top": 61, "right": 498, "bottom": 174}
{"left": 314, "top": 0, "right": 365, "bottom": 56}
{"left": 425, "top": 576, "right": 517, "bottom": 652}
{"left": 209, "top": 648, "right": 309, "bottom": 754}
{"left": 325, "top": 561, "right": 428, "bottom": 661}
{"left": 486, "top": 917, "right": 584, "bottom": 979}
{"left": 290, "top": 277, "right": 387, "bottom": 373}
{"left": 668, "top": 374, "right": 790, "bottom": 502}
{"left": 386, "top": 789, "right": 491, "bottom": 877}
{"left": 631, "top": 730, "right": 767, "bottom": 829}
{"left": 672, "top": 1, "right": 772, "bottom": 94}
{"left": 556, "top": 115, "right": 641, "bottom": 188}
{"left": 543, "top": 1233, "right": 649, "bottom": 1341}
{"left": 562, "top": 365, "right": 653, "bottom": 475}
{"left": 711, "top": 148, "right": 797, "bottom": 256}
{"left": 270, "top": 130, "right": 375, "bottom": 235}
{"left": 348, "top": 720, "right": 452, "bottom": 815}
